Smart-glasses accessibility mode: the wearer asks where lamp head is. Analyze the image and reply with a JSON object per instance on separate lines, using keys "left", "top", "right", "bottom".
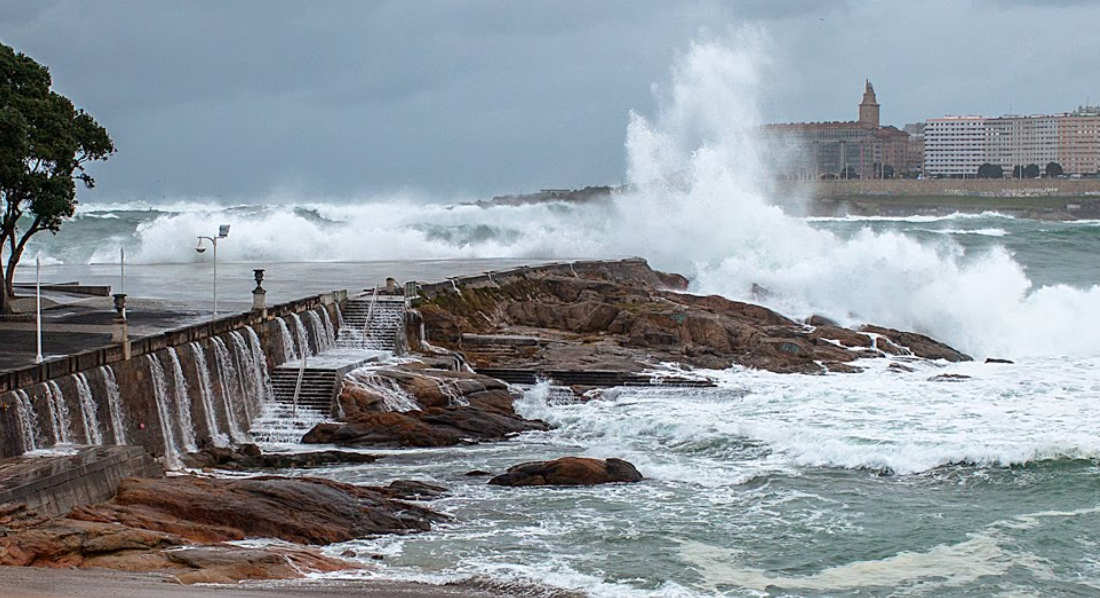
{"left": 218, "top": 224, "right": 230, "bottom": 238}
{"left": 195, "top": 238, "right": 207, "bottom": 253}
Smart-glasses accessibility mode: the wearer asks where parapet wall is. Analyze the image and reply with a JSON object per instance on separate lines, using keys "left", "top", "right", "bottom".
{"left": 0, "top": 292, "right": 346, "bottom": 460}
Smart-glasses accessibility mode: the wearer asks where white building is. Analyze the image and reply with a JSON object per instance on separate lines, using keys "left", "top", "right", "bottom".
{"left": 924, "top": 116, "right": 988, "bottom": 176}
{"left": 924, "top": 108, "right": 1100, "bottom": 177}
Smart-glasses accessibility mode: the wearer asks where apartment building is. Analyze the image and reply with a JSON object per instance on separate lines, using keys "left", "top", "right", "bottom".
{"left": 924, "top": 107, "right": 1100, "bottom": 176}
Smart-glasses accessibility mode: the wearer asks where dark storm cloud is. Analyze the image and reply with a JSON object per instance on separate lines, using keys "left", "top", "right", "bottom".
{"left": 1, "top": 1, "right": 1098, "bottom": 202}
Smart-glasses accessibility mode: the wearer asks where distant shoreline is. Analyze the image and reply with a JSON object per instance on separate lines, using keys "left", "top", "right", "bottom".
{"left": 475, "top": 181, "right": 1100, "bottom": 221}
{"left": 809, "top": 195, "right": 1100, "bottom": 221}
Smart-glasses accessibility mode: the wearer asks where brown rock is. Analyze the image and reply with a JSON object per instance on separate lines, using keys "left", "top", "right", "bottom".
{"left": 69, "top": 475, "right": 446, "bottom": 545}
{"left": 489, "top": 457, "right": 644, "bottom": 487}
{"left": 860, "top": 325, "right": 972, "bottom": 362}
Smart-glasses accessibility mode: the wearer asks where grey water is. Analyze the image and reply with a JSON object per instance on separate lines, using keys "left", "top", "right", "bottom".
{"left": 10, "top": 202, "right": 1100, "bottom": 595}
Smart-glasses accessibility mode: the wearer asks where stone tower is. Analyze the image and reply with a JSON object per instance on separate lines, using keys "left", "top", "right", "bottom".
{"left": 859, "top": 79, "right": 880, "bottom": 128}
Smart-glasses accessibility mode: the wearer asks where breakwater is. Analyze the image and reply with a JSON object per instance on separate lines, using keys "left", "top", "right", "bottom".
{"left": 0, "top": 292, "right": 346, "bottom": 460}
{"left": 812, "top": 178, "right": 1100, "bottom": 198}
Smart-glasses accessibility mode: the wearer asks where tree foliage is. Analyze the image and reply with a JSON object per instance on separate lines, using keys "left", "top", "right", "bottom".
{"left": 1024, "top": 164, "right": 1041, "bottom": 179}
{"left": 1045, "top": 162, "right": 1064, "bottom": 177}
{"left": 0, "top": 42, "right": 114, "bottom": 313}
{"left": 977, "top": 163, "right": 1004, "bottom": 179}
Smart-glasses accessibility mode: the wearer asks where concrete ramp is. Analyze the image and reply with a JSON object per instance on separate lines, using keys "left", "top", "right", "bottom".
{"left": 0, "top": 446, "right": 161, "bottom": 517}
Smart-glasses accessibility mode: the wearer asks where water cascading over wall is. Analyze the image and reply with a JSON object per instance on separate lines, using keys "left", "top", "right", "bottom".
{"left": 0, "top": 301, "right": 343, "bottom": 462}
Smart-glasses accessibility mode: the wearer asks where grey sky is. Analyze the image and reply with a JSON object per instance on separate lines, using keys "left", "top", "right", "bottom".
{"left": 2, "top": 0, "right": 1098, "bottom": 202}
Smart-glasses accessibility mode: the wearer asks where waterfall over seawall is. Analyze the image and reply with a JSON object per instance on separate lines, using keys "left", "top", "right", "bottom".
{"left": 14, "top": 390, "right": 41, "bottom": 453}
{"left": 100, "top": 366, "right": 127, "bottom": 445}
{"left": 167, "top": 349, "right": 199, "bottom": 453}
{"left": 190, "top": 342, "right": 229, "bottom": 448}
{"left": 74, "top": 373, "right": 104, "bottom": 446}
{"left": 44, "top": 380, "right": 72, "bottom": 446}
{"left": 211, "top": 336, "right": 248, "bottom": 443}
{"left": 146, "top": 354, "right": 182, "bottom": 469}
{"left": 1, "top": 310, "right": 338, "bottom": 462}
{"left": 276, "top": 317, "right": 299, "bottom": 362}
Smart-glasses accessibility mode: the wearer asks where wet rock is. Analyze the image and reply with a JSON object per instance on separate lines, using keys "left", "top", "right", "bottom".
{"left": 888, "top": 363, "right": 916, "bottom": 373}
{"left": 985, "top": 357, "right": 1014, "bottom": 364}
{"left": 489, "top": 457, "right": 644, "bottom": 487}
{"left": 416, "top": 261, "right": 969, "bottom": 375}
{"left": 464, "top": 470, "right": 492, "bottom": 477}
{"left": 68, "top": 475, "right": 447, "bottom": 545}
{"left": 302, "top": 406, "right": 549, "bottom": 448}
{"left": 382, "top": 480, "right": 449, "bottom": 500}
{"left": 0, "top": 515, "right": 358, "bottom": 584}
{"left": 860, "top": 325, "right": 972, "bottom": 362}
{"left": 308, "top": 363, "right": 551, "bottom": 448}
{"left": 928, "top": 373, "right": 971, "bottom": 382}
{"left": 807, "top": 314, "right": 839, "bottom": 327}
{"left": 180, "top": 444, "right": 379, "bottom": 470}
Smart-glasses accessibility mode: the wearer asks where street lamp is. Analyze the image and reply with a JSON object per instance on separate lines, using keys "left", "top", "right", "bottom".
{"left": 196, "top": 224, "right": 230, "bottom": 318}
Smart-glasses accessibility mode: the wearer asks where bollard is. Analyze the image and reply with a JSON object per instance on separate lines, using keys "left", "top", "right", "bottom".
{"left": 253, "top": 269, "right": 267, "bottom": 318}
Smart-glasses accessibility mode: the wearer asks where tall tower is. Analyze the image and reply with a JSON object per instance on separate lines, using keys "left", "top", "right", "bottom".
{"left": 859, "top": 79, "right": 880, "bottom": 128}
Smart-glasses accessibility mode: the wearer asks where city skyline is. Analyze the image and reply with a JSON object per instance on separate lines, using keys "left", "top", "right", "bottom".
{"left": 2, "top": 0, "right": 1098, "bottom": 201}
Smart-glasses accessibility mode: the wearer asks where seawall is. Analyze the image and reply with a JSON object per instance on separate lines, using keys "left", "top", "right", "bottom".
{"left": 0, "top": 292, "right": 346, "bottom": 460}
{"left": 812, "top": 178, "right": 1100, "bottom": 198}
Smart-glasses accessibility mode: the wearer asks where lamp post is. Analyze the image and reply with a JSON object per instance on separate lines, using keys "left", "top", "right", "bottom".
{"left": 196, "top": 224, "right": 230, "bottom": 319}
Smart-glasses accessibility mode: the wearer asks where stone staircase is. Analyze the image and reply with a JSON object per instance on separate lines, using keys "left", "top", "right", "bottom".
{"left": 270, "top": 367, "right": 339, "bottom": 413}
{"left": 340, "top": 296, "right": 407, "bottom": 352}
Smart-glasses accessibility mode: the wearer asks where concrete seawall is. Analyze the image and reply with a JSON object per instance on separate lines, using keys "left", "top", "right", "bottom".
{"left": 0, "top": 446, "right": 161, "bottom": 517}
{"left": 813, "top": 178, "right": 1100, "bottom": 198}
{"left": 0, "top": 292, "right": 345, "bottom": 460}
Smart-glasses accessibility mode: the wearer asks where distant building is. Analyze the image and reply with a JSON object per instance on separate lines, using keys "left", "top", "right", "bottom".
{"left": 924, "top": 107, "right": 1100, "bottom": 177}
{"left": 761, "top": 81, "right": 923, "bottom": 180}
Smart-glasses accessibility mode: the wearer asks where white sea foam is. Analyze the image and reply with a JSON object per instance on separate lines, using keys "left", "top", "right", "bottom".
{"left": 805, "top": 211, "right": 1017, "bottom": 223}
{"left": 925, "top": 228, "right": 1009, "bottom": 237}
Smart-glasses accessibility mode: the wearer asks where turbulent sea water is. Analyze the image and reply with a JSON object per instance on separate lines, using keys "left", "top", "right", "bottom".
{"left": 12, "top": 36, "right": 1100, "bottom": 596}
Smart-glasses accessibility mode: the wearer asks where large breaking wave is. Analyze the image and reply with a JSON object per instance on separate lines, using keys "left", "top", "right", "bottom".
{"left": 23, "top": 32, "right": 1100, "bottom": 359}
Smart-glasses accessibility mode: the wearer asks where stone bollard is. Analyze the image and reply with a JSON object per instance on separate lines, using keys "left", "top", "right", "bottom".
{"left": 112, "top": 293, "right": 131, "bottom": 360}
{"left": 252, "top": 269, "right": 267, "bottom": 318}
{"left": 385, "top": 277, "right": 398, "bottom": 294}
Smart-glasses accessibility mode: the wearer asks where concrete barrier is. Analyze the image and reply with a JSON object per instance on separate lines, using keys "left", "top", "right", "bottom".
{"left": 0, "top": 292, "right": 347, "bottom": 460}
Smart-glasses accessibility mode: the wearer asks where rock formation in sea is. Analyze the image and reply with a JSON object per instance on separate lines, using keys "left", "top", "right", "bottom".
{"left": 489, "top": 457, "right": 645, "bottom": 487}
{"left": 302, "top": 363, "right": 550, "bottom": 447}
{"left": 413, "top": 260, "right": 971, "bottom": 374}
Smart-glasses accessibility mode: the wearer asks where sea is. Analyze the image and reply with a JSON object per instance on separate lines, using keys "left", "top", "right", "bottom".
{"left": 11, "top": 38, "right": 1100, "bottom": 597}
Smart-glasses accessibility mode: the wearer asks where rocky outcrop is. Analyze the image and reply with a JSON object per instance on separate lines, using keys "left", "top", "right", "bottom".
{"left": 415, "top": 260, "right": 971, "bottom": 374}
{"left": 488, "top": 457, "right": 644, "bottom": 487}
{"left": 181, "top": 443, "right": 380, "bottom": 470}
{"left": 0, "top": 475, "right": 448, "bottom": 584}
{"left": 859, "top": 325, "right": 971, "bottom": 362}
{"left": 69, "top": 476, "right": 445, "bottom": 545}
{"left": 0, "top": 515, "right": 354, "bottom": 584}
{"left": 303, "top": 363, "right": 550, "bottom": 448}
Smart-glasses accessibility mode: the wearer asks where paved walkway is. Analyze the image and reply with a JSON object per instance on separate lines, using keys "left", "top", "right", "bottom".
{"left": 0, "top": 292, "right": 208, "bottom": 373}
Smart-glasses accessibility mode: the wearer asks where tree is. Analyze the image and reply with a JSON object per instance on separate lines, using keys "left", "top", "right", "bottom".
{"left": 840, "top": 166, "right": 859, "bottom": 180}
{"left": 1045, "top": 162, "right": 1064, "bottom": 177}
{"left": 882, "top": 164, "right": 895, "bottom": 179}
{"left": 1024, "top": 164, "right": 1041, "bottom": 179}
{"left": 977, "top": 163, "right": 1004, "bottom": 179}
{"left": 0, "top": 43, "right": 114, "bottom": 314}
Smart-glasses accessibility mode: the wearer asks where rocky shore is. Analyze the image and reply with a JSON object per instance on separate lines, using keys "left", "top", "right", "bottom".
{"left": 413, "top": 260, "right": 969, "bottom": 375}
{"left": 0, "top": 259, "right": 974, "bottom": 589}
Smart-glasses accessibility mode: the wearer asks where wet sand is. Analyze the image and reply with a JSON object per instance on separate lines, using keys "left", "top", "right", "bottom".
{"left": 0, "top": 567, "right": 510, "bottom": 598}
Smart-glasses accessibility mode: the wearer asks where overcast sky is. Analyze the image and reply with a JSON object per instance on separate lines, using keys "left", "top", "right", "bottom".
{"left": 2, "top": 0, "right": 1099, "bottom": 203}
